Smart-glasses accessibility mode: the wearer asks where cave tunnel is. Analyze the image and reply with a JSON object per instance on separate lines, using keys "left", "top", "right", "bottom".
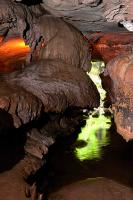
{"left": 0, "top": 1, "right": 133, "bottom": 200}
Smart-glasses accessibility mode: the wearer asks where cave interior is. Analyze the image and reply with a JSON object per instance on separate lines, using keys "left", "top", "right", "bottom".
{"left": 0, "top": 0, "right": 133, "bottom": 200}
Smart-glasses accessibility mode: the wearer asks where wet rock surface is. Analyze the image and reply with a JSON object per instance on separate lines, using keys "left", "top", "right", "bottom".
{"left": 102, "top": 54, "right": 133, "bottom": 141}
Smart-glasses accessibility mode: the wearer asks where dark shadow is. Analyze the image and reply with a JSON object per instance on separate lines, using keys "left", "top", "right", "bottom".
{"left": 0, "top": 126, "right": 26, "bottom": 173}
{"left": 18, "top": 0, "right": 43, "bottom": 6}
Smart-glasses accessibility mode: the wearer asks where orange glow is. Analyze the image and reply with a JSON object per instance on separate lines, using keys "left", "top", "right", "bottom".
{"left": 0, "top": 38, "right": 29, "bottom": 49}
{"left": 0, "top": 37, "right": 30, "bottom": 73}
{"left": 88, "top": 32, "right": 133, "bottom": 63}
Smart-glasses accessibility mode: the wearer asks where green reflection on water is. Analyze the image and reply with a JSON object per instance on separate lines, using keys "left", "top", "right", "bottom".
{"left": 75, "top": 62, "right": 111, "bottom": 161}
{"left": 75, "top": 115, "right": 111, "bottom": 161}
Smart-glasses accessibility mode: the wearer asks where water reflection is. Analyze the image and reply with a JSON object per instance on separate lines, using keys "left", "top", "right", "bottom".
{"left": 75, "top": 62, "right": 111, "bottom": 161}
{"left": 40, "top": 62, "right": 133, "bottom": 197}
{"left": 75, "top": 115, "right": 111, "bottom": 161}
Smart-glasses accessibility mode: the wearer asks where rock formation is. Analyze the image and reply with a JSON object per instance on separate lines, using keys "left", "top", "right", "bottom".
{"left": 0, "top": 0, "right": 132, "bottom": 199}
{"left": 0, "top": 2, "right": 100, "bottom": 199}
{"left": 20, "top": 0, "right": 133, "bottom": 32}
{"left": 102, "top": 54, "right": 133, "bottom": 141}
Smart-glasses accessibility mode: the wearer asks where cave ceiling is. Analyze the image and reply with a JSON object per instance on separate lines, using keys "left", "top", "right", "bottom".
{"left": 12, "top": 0, "right": 133, "bottom": 33}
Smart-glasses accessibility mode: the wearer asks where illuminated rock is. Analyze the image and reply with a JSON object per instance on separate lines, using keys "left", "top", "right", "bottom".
{"left": 103, "top": 54, "right": 133, "bottom": 141}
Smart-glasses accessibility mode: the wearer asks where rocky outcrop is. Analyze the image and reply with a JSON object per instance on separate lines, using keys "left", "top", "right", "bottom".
{"left": 102, "top": 54, "right": 133, "bottom": 141}
{"left": 0, "top": 57, "right": 100, "bottom": 151}
{"left": 4, "top": 59, "right": 99, "bottom": 112}
{"left": 0, "top": 81, "right": 43, "bottom": 129}
{"left": 86, "top": 32, "right": 133, "bottom": 63}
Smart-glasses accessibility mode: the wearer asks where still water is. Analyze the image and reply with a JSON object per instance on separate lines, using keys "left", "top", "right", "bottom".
{"left": 44, "top": 63, "right": 133, "bottom": 197}
{"left": 75, "top": 62, "right": 111, "bottom": 161}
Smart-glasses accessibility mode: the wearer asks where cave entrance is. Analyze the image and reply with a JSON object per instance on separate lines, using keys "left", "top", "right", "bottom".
{"left": 75, "top": 61, "right": 112, "bottom": 161}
